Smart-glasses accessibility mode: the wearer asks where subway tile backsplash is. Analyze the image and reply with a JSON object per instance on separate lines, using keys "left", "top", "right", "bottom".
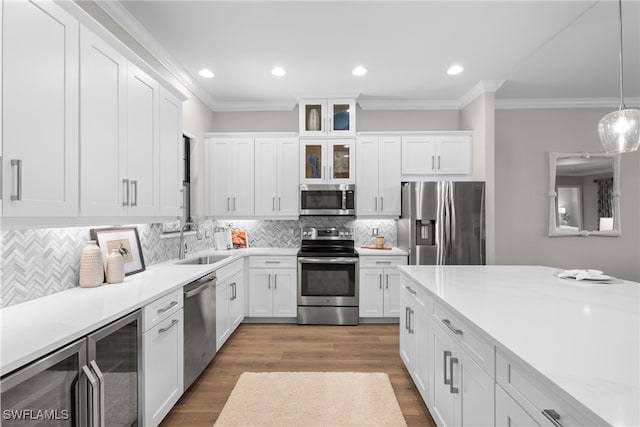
{"left": 1, "top": 218, "right": 396, "bottom": 308}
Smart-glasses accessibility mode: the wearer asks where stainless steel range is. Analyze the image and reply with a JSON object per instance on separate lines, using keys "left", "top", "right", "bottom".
{"left": 297, "top": 227, "right": 359, "bottom": 325}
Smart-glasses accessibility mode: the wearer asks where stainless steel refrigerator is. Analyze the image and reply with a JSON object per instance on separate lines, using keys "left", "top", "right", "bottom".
{"left": 398, "top": 182, "right": 485, "bottom": 265}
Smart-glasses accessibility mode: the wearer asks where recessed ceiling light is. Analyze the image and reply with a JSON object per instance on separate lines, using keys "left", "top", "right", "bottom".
{"left": 272, "top": 66, "right": 286, "bottom": 77}
{"left": 447, "top": 65, "right": 464, "bottom": 75}
{"left": 198, "top": 68, "right": 214, "bottom": 78}
{"left": 352, "top": 66, "right": 368, "bottom": 77}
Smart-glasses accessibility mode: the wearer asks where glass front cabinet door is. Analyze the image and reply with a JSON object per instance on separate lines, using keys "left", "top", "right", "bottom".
{"left": 299, "top": 99, "right": 356, "bottom": 137}
{"left": 300, "top": 139, "right": 355, "bottom": 184}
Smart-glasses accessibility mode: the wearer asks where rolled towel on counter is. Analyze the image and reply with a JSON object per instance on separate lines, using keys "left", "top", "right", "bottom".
{"left": 558, "top": 269, "right": 605, "bottom": 280}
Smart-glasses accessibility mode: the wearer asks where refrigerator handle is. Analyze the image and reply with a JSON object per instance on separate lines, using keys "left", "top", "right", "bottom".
{"left": 480, "top": 184, "right": 486, "bottom": 265}
{"left": 83, "top": 365, "right": 99, "bottom": 427}
{"left": 89, "top": 361, "right": 105, "bottom": 427}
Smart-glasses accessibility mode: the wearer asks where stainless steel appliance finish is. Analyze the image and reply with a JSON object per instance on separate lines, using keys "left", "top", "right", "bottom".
{"left": 0, "top": 310, "right": 142, "bottom": 426}
{"left": 398, "top": 181, "right": 485, "bottom": 265}
{"left": 183, "top": 271, "right": 217, "bottom": 390}
{"left": 297, "top": 227, "right": 359, "bottom": 325}
{"left": 299, "top": 184, "right": 356, "bottom": 216}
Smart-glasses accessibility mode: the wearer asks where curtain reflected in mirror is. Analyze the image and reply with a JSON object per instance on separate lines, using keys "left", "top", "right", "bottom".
{"left": 548, "top": 152, "right": 621, "bottom": 237}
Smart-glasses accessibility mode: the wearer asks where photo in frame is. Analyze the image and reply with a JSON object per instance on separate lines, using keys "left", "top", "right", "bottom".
{"left": 231, "top": 230, "right": 248, "bottom": 249}
{"left": 90, "top": 226, "right": 146, "bottom": 276}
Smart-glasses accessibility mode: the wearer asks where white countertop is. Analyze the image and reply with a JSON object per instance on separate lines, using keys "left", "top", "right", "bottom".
{"left": 0, "top": 247, "right": 298, "bottom": 375}
{"left": 357, "top": 247, "right": 408, "bottom": 256}
{"left": 398, "top": 265, "right": 640, "bottom": 427}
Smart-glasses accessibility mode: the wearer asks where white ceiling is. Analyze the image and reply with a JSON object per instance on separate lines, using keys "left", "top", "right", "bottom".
{"left": 105, "top": 0, "right": 640, "bottom": 111}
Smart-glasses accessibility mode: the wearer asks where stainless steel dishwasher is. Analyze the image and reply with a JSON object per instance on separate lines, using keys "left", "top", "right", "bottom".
{"left": 183, "top": 271, "right": 217, "bottom": 390}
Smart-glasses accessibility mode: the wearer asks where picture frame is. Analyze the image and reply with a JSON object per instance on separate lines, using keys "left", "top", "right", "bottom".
{"left": 90, "top": 226, "right": 146, "bottom": 276}
{"left": 231, "top": 230, "right": 249, "bottom": 249}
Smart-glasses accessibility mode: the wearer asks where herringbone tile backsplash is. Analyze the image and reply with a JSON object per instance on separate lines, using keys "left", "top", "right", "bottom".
{"left": 1, "top": 218, "right": 396, "bottom": 308}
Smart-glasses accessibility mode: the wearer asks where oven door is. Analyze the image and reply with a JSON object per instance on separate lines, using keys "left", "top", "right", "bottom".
{"left": 297, "top": 257, "right": 359, "bottom": 306}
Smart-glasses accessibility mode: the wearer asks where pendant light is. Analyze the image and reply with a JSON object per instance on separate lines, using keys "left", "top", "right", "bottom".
{"left": 597, "top": 0, "right": 640, "bottom": 153}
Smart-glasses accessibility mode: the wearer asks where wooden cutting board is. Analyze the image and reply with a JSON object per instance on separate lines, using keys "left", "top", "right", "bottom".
{"left": 360, "top": 246, "right": 392, "bottom": 250}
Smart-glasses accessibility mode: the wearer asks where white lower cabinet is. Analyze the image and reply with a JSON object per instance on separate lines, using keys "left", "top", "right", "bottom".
{"left": 496, "top": 384, "right": 540, "bottom": 426}
{"left": 142, "top": 289, "right": 183, "bottom": 427}
{"left": 216, "top": 260, "right": 244, "bottom": 351}
{"left": 430, "top": 318, "right": 494, "bottom": 427}
{"left": 359, "top": 256, "right": 407, "bottom": 318}
{"left": 248, "top": 256, "right": 297, "bottom": 317}
{"left": 399, "top": 281, "right": 430, "bottom": 403}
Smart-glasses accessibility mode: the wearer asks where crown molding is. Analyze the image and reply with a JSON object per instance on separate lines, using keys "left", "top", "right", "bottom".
{"left": 213, "top": 100, "right": 298, "bottom": 112}
{"left": 95, "top": 0, "right": 218, "bottom": 111}
{"left": 495, "top": 98, "right": 640, "bottom": 109}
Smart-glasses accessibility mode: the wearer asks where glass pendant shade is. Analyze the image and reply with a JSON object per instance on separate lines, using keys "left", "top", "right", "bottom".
{"left": 598, "top": 108, "right": 640, "bottom": 153}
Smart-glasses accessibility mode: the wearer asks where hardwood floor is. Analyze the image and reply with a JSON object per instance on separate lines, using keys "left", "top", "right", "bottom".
{"left": 160, "top": 323, "right": 436, "bottom": 427}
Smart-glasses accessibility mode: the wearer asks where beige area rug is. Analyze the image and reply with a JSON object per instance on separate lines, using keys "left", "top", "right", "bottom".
{"left": 214, "top": 372, "right": 407, "bottom": 427}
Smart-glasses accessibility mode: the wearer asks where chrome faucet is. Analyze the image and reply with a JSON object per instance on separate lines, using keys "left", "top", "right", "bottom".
{"left": 178, "top": 221, "right": 199, "bottom": 260}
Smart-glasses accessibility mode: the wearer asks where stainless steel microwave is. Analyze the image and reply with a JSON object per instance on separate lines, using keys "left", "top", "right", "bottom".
{"left": 300, "top": 184, "right": 355, "bottom": 216}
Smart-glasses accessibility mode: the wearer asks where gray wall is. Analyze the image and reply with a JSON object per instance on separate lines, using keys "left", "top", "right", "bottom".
{"left": 495, "top": 108, "right": 640, "bottom": 281}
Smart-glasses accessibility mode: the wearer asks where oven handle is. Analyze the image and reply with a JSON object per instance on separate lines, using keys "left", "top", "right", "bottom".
{"left": 298, "top": 257, "right": 359, "bottom": 265}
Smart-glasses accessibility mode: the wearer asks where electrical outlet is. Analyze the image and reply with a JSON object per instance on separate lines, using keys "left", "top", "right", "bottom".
{"left": 372, "top": 227, "right": 379, "bottom": 236}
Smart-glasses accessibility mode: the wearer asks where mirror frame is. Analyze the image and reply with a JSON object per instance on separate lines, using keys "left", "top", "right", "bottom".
{"left": 548, "top": 152, "right": 621, "bottom": 237}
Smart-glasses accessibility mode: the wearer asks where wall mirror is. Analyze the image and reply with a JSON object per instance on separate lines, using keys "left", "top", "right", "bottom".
{"left": 548, "top": 152, "right": 621, "bottom": 237}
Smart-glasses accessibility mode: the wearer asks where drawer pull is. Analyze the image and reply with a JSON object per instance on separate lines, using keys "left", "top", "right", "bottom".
{"left": 443, "top": 350, "right": 451, "bottom": 385}
{"left": 265, "top": 261, "right": 281, "bottom": 264}
{"left": 376, "top": 261, "right": 392, "bottom": 264}
{"left": 442, "top": 319, "right": 463, "bottom": 335}
{"left": 157, "top": 300, "right": 178, "bottom": 314}
{"left": 542, "top": 409, "right": 563, "bottom": 427}
{"left": 449, "top": 357, "right": 459, "bottom": 394}
{"left": 405, "top": 286, "right": 417, "bottom": 295}
{"left": 159, "top": 319, "right": 179, "bottom": 334}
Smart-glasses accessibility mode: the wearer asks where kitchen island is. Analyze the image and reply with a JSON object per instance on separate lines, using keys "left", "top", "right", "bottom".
{"left": 398, "top": 265, "right": 639, "bottom": 427}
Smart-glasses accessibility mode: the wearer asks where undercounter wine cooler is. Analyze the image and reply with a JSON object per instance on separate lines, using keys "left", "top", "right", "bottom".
{"left": 1, "top": 310, "right": 142, "bottom": 426}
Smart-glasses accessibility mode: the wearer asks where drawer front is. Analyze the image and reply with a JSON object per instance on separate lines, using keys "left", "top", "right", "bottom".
{"left": 359, "top": 255, "right": 408, "bottom": 268}
{"left": 217, "top": 258, "right": 244, "bottom": 282}
{"left": 496, "top": 350, "right": 604, "bottom": 427}
{"left": 249, "top": 256, "right": 297, "bottom": 269}
{"left": 431, "top": 299, "right": 494, "bottom": 377}
{"left": 143, "top": 289, "right": 183, "bottom": 331}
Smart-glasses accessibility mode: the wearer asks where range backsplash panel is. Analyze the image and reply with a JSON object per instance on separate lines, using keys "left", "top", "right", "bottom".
{"left": 0, "top": 218, "right": 396, "bottom": 308}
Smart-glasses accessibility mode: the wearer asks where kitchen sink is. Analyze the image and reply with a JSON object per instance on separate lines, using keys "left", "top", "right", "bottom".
{"left": 176, "top": 255, "right": 231, "bottom": 265}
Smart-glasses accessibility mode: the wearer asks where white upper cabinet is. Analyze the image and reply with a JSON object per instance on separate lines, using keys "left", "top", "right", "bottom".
{"left": 159, "top": 87, "right": 184, "bottom": 217}
{"left": 207, "top": 137, "right": 255, "bottom": 217}
{"left": 356, "top": 135, "right": 401, "bottom": 217}
{"left": 299, "top": 99, "right": 356, "bottom": 137}
{"left": 401, "top": 133, "right": 472, "bottom": 176}
{"left": 300, "top": 139, "right": 355, "bottom": 184}
{"left": 126, "top": 64, "right": 160, "bottom": 217}
{"left": 80, "top": 26, "right": 127, "bottom": 217}
{"left": 254, "top": 137, "right": 299, "bottom": 218}
{"left": 2, "top": 0, "right": 79, "bottom": 217}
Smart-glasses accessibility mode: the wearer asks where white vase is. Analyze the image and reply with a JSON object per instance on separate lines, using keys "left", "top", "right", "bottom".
{"left": 79, "top": 241, "right": 104, "bottom": 288}
{"left": 106, "top": 249, "right": 125, "bottom": 284}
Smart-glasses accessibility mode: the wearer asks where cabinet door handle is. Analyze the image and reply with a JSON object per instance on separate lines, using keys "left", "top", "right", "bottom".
{"left": 443, "top": 350, "right": 451, "bottom": 385}
{"left": 278, "top": 197, "right": 281, "bottom": 211}
{"left": 385, "top": 274, "right": 389, "bottom": 289}
{"left": 89, "top": 360, "right": 105, "bottom": 426}
{"left": 438, "top": 155, "right": 441, "bottom": 170}
{"left": 379, "top": 274, "right": 383, "bottom": 289}
{"left": 268, "top": 274, "right": 271, "bottom": 289}
{"left": 323, "top": 165, "right": 326, "bottom": 179}
{"left": 233, "top": 196, "right": 236, "bottom": 211}
{"left": 405, "top": 307, "right": 410, "bottom": 331}
{"left": 442, "top": 319, "right": 463, "bottom": 335}
{"left": 274, "top": 274, "right": 277, "bottom": 289}
{"left": 157, "top": 300, "right": 178, "bottom": 314}
{"left": 131, "top": 180, "right": 138, "bottom": 207}
{"left": 380, "top": 196, "right": 384, "bottom": 211}
{"left": 231, "top": 282, "right": 237, "bottom": 300}
{"left": 159, "top": 318, "right": 179, "bottom": 334}
{"left": 541, "top": 410, "right": 563, "bottom": 427}
{"left": 431, "top": 155, "right": 435, "bottom": 171}
{"left": 374, "top": 196, "right": 378, "bottom": 211}
{"left": 329, "top": 165, "right": 332, "bottom": 179}
{"left": 408, "top": 308, "right": 414, "bottom": 334}
{"left": 273, "top": 197, "right": 276, "bottom": 211}
{"left": 83, "top": 365, "right": 100, "bottom": 427}
{"left": 10, "top": 159, "right": 22, "bottom": 201}
{"left": 449, "top": 357, "right": 459, "bottom": 394}
{"left": 227, "top": 197, "right": 230, "bottom": 211}
{"left": 122, "top": 179, "right": 130, "bottom": 206}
